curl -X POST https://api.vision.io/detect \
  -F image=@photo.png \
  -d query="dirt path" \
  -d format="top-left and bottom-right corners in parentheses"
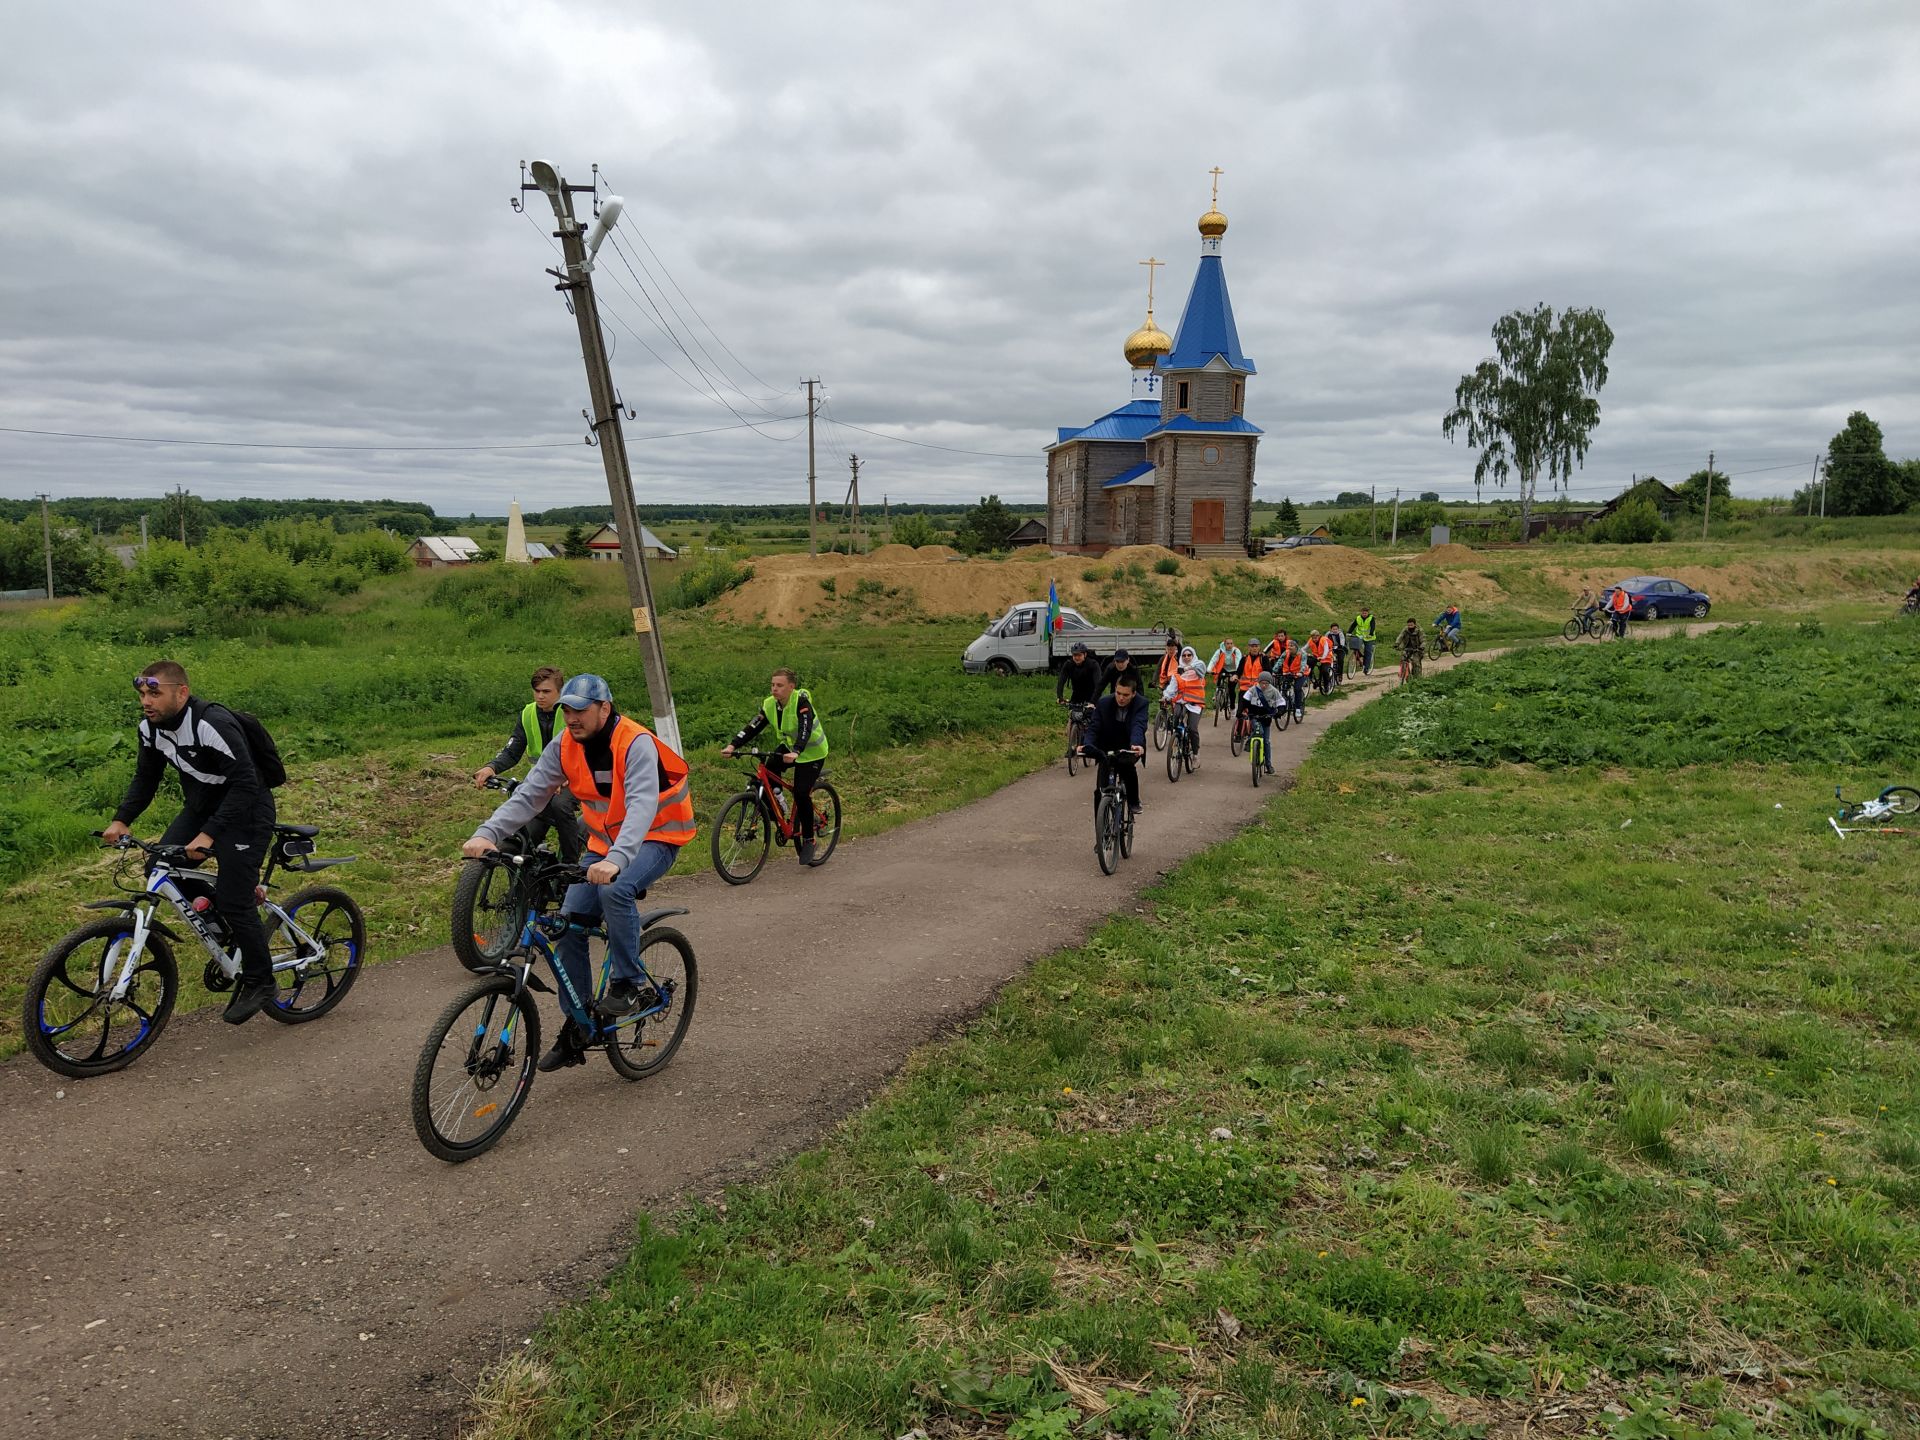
top-left (0, 664), bottom-right (1426, 1439)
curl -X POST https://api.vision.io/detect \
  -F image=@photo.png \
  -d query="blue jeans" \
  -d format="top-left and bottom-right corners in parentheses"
top-left (1357, 640), bottom-right (1374, 672)
top-left (556, 840), bottom-right (679, 1005)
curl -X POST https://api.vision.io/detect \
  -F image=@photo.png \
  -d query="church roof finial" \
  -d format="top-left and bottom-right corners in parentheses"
top-left (1199, 166), bottom-right (1228, 240)
top-left (1123, 256), bottom-right (1172, 369)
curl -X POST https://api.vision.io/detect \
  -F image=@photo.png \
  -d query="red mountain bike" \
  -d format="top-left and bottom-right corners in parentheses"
top-left (710, 748), bottom-right (843, 885)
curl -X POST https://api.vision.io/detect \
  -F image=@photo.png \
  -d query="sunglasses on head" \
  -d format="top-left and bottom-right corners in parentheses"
top-left (132, 676), bottom-right (168, 693)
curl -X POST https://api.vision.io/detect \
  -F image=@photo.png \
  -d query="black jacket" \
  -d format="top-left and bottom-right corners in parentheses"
top-left (1056, 656), bottom-right (1103, 704)
top-left (114, 697), bottom-right (272, 840)
top-left (1097, 659), bottom-right (1145, 698)
top-left (1084, 693), bottom-right (1149, 753)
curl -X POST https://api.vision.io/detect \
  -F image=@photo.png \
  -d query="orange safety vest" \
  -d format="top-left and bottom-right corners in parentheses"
top-left (1609, 589), bottom-right (1631, 613)
top-left (558, 714), bottom-right (697, 855)
top-left (1308, 636), bottom-right (1333, 663)
top-left (1265, 635), bottom-right (1287, 659)
top-left (1238, 651), bottom-right (1265, 693)
top-left (1280, 647), bottom-right (1307, 677)
top-left (1175, 669), bottom-right (1206, 706)
top-left (1208, 647), bottom-right (1232, 677)
top-left (1156, 652), bottom-right (1179, 687)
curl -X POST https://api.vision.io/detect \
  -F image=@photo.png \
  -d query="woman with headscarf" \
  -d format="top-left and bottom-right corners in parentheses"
top-left (1160, 644), bottom-right (1208, 752)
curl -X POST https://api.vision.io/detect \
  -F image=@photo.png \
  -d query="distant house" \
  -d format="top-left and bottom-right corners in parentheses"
top-left (1304, 523), bottom-right (1332, 539)
top-left (1590, 478), bottom-right (1683, 525)
top-left (1006, 518), bottom-right (1049, 548)
top-left (409, 536), bottom-right (482, 568)
top-left (584, 522), bottom-right (677, 562)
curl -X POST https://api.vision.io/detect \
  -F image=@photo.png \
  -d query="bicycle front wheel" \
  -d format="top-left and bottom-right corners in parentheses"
top-left (451, 856), bottom-right (530, 972)
top-left (1879, 785), bottom-right (1920, 815)
top-left (605, 927), bottom-right (698, 1080)
top-left (1151, 709), bottom-right (1168, 752)
top-left (808, 781), bottom-right (844, 866)
top-left (23, 917), bottom-right (178, 1079)
top-left (1251, 738), bottom-right (1263, 787)
top-left (1065, 718), bottom-right (1080, 776)
top-left (412, 975), bottom-right (540, 1163)
top-left (1166, 735), bottom-right (1183, 783)
top-left (711, 792), bottom-right (772, 885)
top-left (1095, 795), bottom-right (1120, 874)
top-left (263, 886), bottom-right (365, 1024)
top-left (1562, 619), bottom-right (1583, 643)
top-left (1229, 716), bottom-right (1245, 757)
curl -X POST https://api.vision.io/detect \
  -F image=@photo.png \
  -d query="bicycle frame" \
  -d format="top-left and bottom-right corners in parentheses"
top-left (490, 899), bottom-right (685, 1040)
top-left (94, 861), bottom-right (325, 1001)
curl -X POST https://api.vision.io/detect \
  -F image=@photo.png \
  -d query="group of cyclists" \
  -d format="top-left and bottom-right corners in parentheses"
top-left (1053, 605), bottom-right (1458, 816)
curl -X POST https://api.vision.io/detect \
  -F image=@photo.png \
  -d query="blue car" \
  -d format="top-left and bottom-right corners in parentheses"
top-left (1604, 576), bottom-right (1711, 621)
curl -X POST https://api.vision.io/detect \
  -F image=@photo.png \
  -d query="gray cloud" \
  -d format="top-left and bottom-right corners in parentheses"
top-left (1, 0), bottom-right (1915, 514)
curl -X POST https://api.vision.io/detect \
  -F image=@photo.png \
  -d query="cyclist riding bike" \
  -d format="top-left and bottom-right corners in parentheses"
top-left (1607, 585), bottom-right (1632, 637)
top-left (1159, 645), bottom-right (1207, 751)
top-left (1263, 628), bottom-right (1291, 664)
top-left (1153, 636), bottom-right (1183, 695)
top-left (463, 673), bottom-right (696, 1071)
top-left (1207, 638), bottom-right (1243, 695)
top-left (722, 667), bottom-right (830, 866)
top-left (1239, 667), bottom-right (1285, 775)
top-left (1077, 673), bottom-right (1148, 818)
top-left (1326, 623), bottom-right (1348, 682)
top-left (1435, 605), bottom-right (1463, 645)
top-left (1396, 618), bottom-right (1424, 677)
top-left (103, 659), bottom-right (279, 1025)
top-left (1056, 641), bottom-right (1102, 753)
top-left (1237, 640), bottom-right (1266, 699)
top-left (1349, 608), bottom-right (1378, 676)
top-left (1575, 587), bottom-right (1602, 629)
top-left (1099, 648), bottom-right (1145, 698)
top-left (1306, 630), bottom-right (1334, 691)
top-left (1276, 637), bottom-right (1308, 720)
top-left (472, 665), bottom-right (585, 863)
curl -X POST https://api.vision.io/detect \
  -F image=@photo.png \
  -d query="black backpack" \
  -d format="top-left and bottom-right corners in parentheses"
top-left (208, 703), bottom-right (288, 788)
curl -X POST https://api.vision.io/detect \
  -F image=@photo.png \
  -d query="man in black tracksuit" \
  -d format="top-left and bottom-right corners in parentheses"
top-left (104, 660), bottom-right (278, 1024)
top-left (1077, 671), bottom-right (1149, 817)
top-left (1097, 648), bottom-right (1146, 699)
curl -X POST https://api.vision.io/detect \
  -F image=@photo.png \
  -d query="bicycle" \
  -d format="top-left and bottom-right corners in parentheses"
top-left (1246, 709), bottom-right (1273, 787)
top-left (23, 828), bottom-right (365, 1079)
top-left (711, 748), bottom-right (843, 885)
top-left (1310, 661), bottom-right (1335, 697)
top-left (1427, 625), bottom-right (1463, 660)
top-left (451, 776), bottom-right (555, 972)
top-left (1830, 783), bottom-right (1920, 836)
top-left (1396, 645), bottom-right (1423, 686)
top-left (1082, 749), bottom-right (1138, 875)
top-left (1164, 706), bottom-right (1199, 783)
top-left (411, 853), bottom-right (696, 1162)
top-left (1211, 672), bottom-right (1237, 727)
top-left (1062, 701), bottom-right (1095, 777)
top-left (1902, 593), bottom-right (1920, 617)
top-left (1151, 700), bottom-right (1173, 753)
top-left (1561, 607), bottom-right (1610, 642)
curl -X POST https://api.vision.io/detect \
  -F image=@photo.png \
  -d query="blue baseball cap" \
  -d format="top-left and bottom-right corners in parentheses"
top-left (556, 673), bottom-right (613, 709)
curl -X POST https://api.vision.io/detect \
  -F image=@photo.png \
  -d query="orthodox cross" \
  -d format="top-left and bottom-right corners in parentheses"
top-left (1208, 166), bottom-right (1224, 207)
top-left (1139, 256), bottom-right (1164, 316)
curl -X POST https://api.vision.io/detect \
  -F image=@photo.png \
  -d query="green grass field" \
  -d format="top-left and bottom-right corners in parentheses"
top-left (467, 621), bottom-right (1920, 1440)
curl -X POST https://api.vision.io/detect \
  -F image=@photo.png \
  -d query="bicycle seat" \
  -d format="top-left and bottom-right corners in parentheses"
top-left (275, 823), bottom-right (321, 839)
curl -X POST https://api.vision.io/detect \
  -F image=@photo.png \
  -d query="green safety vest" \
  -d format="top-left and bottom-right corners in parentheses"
top-left (762, 688), bottom-right (830, 763)
top-left (522, 701), bottom-right (560, 763)
top-left (1350, 614), bottom-right (1376, 642)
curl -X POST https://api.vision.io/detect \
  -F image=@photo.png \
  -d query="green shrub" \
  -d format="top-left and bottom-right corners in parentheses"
top-left (659, 555), bottom-right (753, 611)
top-left (892, 514), bottom-right (940, 548)
top-left (428, 562), bottom-right (585, 620)
top-left (1153, 557), bottom-right (1182, 576)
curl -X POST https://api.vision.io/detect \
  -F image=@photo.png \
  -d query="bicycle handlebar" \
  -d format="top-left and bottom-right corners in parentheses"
top-left (1077, 747), bottom-right (1141, 761)
top-left (484, 775), bottom-right (521, 795)
top-left (93, 832), bottom-right (195, 862)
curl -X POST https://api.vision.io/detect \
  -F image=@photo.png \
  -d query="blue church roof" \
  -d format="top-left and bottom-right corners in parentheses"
top-left (1146, 414), bottom-right (1265, 439)
top-left (1159, 255), bottom-right (1255, 374)
top-left (1101, 462), bottom-right (1155, 489)
top-left (1050, 398), bottom-right (1162, 447)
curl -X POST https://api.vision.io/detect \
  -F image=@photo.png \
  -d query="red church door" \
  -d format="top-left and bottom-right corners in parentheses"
top-left (1191, 500), bottom-right (1224, 546)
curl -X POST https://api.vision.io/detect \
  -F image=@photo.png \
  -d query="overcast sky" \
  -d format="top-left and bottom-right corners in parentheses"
top-left (2, 0), bottom-right (1915, 514)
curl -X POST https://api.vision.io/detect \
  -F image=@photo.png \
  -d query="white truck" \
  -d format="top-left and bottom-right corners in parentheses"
top-left (961, 601), bottom-right (1170, 677)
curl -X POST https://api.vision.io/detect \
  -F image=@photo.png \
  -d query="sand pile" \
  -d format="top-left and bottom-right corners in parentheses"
top-left (1104, 544), bottom-right (1187, 567)
top-left (1258, 544), bottom-right (1394, 599)
top-left (866, 543), bottom-right (962, 563)
top-left (1415, 543), bottom-right (1481, 565)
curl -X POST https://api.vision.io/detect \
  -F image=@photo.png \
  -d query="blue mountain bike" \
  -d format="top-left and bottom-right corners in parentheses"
top-left (411, 853), bottom-right (697, 1162)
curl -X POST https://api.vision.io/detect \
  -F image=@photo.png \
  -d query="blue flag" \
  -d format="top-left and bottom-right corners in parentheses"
top-left (1047, 579), bottom-right (1061, 636)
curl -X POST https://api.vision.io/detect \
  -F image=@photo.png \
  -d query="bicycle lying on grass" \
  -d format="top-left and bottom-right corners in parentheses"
top-left (412, 851), bottom-right (697, 1162)
top-left (710, 748), bottom-right (843, 884)
top-left (1829, 783), bottom-right (1920, 838)
top-left (23, 828), bottom-right (364, 1078)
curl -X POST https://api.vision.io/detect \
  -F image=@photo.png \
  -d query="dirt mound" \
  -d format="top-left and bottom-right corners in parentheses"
top-left (1104, 545), bottom-right (1187, 568)
top-left (1415, 543), bottom-right (1480, 565)
top-left (1258, 544), bottom-right (1395, 599)
top-left (1009, 547), bottom-right (1053, 562)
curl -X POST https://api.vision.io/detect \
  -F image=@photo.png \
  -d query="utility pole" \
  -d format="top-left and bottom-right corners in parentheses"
top-left (1807, 453), bottom-right (1819, 516)
top-left (883, 493), bottom-right (890, 544)
top-left (523, 161), bottom-right (682, 752)
top-left (1819, 459), bottom-right (1827, 519)
top-left (1702, 449), bottom-right (1714, 540)
top-left (1389, 488), bottom-right (1401, 547)
top-left (1369, 484), bottom-right (1377, 544)
top-left (849, 453), bottom-right (862, 554)
top-left (36, 494), bottom-right (53, 599)
top-left (140, 514), bottom-right (149, 550)
top-left (803, 378), bottom-right (820, 557)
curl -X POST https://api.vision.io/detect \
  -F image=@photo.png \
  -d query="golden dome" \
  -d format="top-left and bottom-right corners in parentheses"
top-left (1198, 207), bottom-right (1229, 237)
top-left (1124, 313), bottom-right (1172, 368)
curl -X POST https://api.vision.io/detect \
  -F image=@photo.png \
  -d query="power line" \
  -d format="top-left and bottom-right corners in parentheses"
top-left (593, 167), bottom-right (791, 401)
top-left (0, 416), bottom-right (807, 453)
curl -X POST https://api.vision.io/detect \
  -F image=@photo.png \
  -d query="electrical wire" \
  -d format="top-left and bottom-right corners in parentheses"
top-left (0, 416), bottom-right (808, 453)
top-left (593, 167), bottom-right (793, 403)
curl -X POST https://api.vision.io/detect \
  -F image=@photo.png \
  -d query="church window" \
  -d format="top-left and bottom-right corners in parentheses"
top-left (1177, 381), bottom-right (1190, 411)
top-left (1203, 446), bottom-right (1220, 465)
top-left (1232, 382), bottom-right (1242, 413)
